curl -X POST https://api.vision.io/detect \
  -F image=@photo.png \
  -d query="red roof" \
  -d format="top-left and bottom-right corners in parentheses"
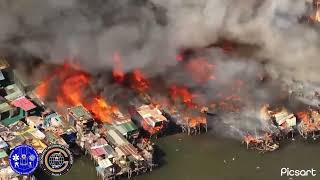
top-left (91, 147), bottom-right (107, 157)
top-left (11, 96), bottom-right (36, 111)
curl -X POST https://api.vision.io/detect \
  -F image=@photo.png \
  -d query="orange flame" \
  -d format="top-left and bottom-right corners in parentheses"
top-left (87, 97), bottom-right (117, 123)
top-left (188, 116), bottom-right (207, 128)
top-left (36, 79), bottom-right (50, 99)
top-left (141, 120), bottom-right (164, 136)
top-left (59, 73), bottom-right (90, 106)
top-left (112, 52), bottom-right (125, 83)
top-left (130, 69), bottom-right (150, 92)
top-left (185, 58), bottom-right (216, 84)
top-left (169, 85), bottom-right (196, 108)
top-left (35, 62), bottom-right (115, 124)
top-left (297, 111), bottom-right (309, 123)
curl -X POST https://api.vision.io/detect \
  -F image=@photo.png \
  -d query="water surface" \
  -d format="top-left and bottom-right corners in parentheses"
top-left (39, 133), bottom-right (320, 180)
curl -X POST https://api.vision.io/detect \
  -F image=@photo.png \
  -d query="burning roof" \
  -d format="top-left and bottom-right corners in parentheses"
top-left (136, 105), bottom-right (167, 126)
top-left (260, 105), bottom-right (297, 131)
top-left (297, 109), bottom-right (320, 138)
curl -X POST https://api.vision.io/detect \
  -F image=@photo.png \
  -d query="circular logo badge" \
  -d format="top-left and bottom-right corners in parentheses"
top-left (9, 144), bottom-right (39, 175)
top-left (40, 144), bottom-right (73, 176)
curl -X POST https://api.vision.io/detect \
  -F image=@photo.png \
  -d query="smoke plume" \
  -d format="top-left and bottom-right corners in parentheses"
top-left (1, 0), bottom-right (320, 138)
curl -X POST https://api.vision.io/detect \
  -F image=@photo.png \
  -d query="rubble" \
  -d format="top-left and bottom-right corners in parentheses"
top-left (260, 105), bottom-right (296, 138)
top-left (243, 133), bottom-right (279, 153)
top-left (297, 108), bottom-right (320, 139)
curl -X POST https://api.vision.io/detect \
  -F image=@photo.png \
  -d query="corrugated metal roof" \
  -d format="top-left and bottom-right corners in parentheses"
top-left (69, 106), bottom-right (92, 120)
top-left (96, 138), bottom-right (108, 146)
top-left (91, 147), bottom-right (107, 157)
top-left (11, 96), bottom-right (36, 111)
top-left (0, 108), bottom-right (26, 126)
top-left (115, 144), bottom-right (141, 160)
top-left (104, 145), bottom-right (115, 158)
top-left (115, 121), bottom-right (138, 135)
top-left (106, 129), bottom-right (128, 146)
top-left (98, 158), bottom-right (113, 168)
top-left (137, 105), bottom-right (167, 123)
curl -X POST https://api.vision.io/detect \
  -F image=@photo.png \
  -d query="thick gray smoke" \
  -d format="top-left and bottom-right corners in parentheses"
top-left (154, 0), bottom-right (320, 82)
top-left (1, 0), bottom-right (319, 80)
top-left (1, 0), bottom-right (320, 138)
top-left (0, 0), bottom-right (175, 74)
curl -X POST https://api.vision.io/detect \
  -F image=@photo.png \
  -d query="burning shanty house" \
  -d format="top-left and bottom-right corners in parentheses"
top-left (243, 132), bottom-right (279, 153)
top-left (260, 105), bottom-right (297, 137)
top-left (129, 104), bottom-right (168, 137)
top-left (105, 109), bottom-right (139, 140)
top-left (67, 105), bottom-right (96, 137)
top-left (161, 106), bottom-right (208, 136)
top-left (297, 108), bottom-right (320, 139)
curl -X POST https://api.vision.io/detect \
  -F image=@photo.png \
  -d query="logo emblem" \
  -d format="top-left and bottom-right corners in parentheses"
top-left (9, 144), bottom-right (39, 175)
top-left (40, 144), bottom-right (73, 176)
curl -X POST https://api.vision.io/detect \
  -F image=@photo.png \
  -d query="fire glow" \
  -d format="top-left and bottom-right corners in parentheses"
top-left (36, 63), bottom-right (115, 124)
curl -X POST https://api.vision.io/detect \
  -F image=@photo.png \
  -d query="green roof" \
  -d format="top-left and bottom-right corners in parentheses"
top-left (69, 106), bottom-right (92, 120)
top-left (0, 108), bottom-right (26, 126)
top-left (45, 113), bottom-right (62, 126)
top-left (0, 150), bottom-right (8, 159)
top-left (115, 121), bottom-right (138, 135)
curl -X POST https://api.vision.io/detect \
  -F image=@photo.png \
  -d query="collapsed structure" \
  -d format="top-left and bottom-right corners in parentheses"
top-left (261, 105), bottom-right (297, 137)
top-left (297, 109), bottom-right (320, 139)
top-left (243, 104), bottom-right (320, 153)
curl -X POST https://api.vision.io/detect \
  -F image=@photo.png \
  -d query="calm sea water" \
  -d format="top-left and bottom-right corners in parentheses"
top-left (36, 133), bottom-right (320, 180)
